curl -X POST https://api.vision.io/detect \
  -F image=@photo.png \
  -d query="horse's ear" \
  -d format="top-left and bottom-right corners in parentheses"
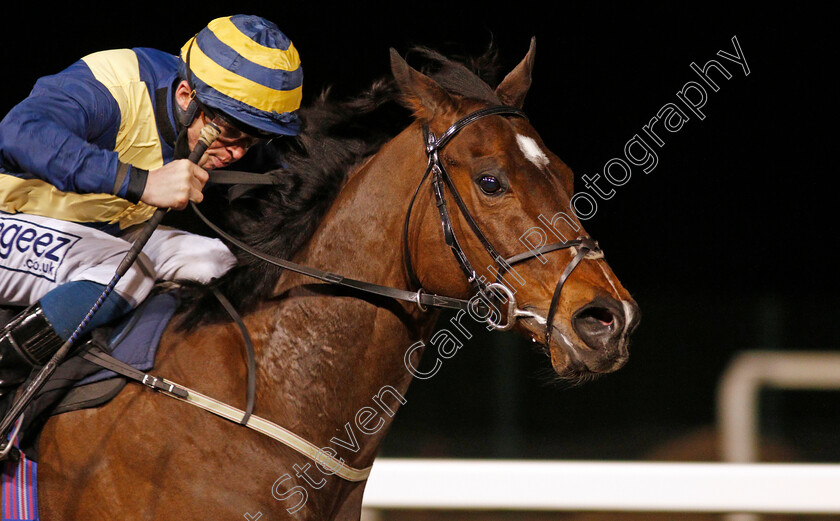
top-left (495, 37), bottom-right (536, 109)
top-left (390, 48), bottom-right (455, 122)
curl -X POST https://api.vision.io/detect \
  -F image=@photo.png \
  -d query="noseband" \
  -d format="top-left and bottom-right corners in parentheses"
top-left (402, 106), bottom-right (603, 346)
top-left (191, 106), bottom-right (603, 348)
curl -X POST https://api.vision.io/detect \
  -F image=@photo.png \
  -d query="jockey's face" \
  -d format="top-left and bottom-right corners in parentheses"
top-left (174, 80), bottom-right (258, 170)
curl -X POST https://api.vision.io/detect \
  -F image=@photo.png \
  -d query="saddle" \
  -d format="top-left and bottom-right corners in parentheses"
top-left (1, 289), bottom-right (182, 460)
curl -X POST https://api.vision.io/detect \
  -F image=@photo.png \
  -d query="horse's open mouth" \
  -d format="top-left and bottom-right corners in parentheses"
top-left (553, 340), bottom-right (629, 382)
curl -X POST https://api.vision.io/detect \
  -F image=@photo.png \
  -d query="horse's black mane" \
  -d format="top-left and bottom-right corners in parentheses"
top-left (176, 45), bottom-right (504, 329)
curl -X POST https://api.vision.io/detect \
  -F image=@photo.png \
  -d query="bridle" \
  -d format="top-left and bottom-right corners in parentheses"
top-left (192, 105), bottom-right (604, 347)
top-left (403, 105), bottom-right (603, 346)
top-left (70, 104), bottom-right (609, 482)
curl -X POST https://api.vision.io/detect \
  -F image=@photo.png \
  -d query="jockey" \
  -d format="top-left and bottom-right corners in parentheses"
top-left (0, 15), bottom-right (303, 404)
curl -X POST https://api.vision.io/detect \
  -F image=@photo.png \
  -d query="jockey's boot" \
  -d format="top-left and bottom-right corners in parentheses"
top-left (0, 303), bottom-right (64, 404)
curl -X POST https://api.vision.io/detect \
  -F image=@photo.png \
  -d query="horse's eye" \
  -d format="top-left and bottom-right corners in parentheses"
top-left (477, 175), bottom-right (502, 195)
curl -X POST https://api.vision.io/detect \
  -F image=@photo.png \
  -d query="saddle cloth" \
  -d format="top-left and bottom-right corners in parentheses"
top-left (1, 451), bottom-right (37, 521)
top-left (21, 290), bottom-right (180, 453)
top-left (1, 290), bottom-right (180, 521)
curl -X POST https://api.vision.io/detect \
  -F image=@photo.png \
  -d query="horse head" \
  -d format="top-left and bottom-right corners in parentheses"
top-left (391, 40), bottom-right (640, 380)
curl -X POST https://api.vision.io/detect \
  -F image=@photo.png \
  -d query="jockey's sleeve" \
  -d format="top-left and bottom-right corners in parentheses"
top-left (0, 60), bottom-right (146, 202)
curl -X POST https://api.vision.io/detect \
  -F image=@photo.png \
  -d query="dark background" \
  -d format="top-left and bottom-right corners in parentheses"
top-left (3, 4), bottom-right (836, 463)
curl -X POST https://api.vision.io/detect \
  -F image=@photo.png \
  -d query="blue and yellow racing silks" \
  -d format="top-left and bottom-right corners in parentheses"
top-left (0, 48), bottom-right (181, 233)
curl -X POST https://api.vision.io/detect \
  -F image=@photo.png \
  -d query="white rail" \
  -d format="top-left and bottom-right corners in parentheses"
top-left (718, 350), bottom-right (840, 462)
top-left (360, 351), bottom-right (840, 517)
top-left (361, 459), bottom-right (840, 513)
top-left (716, 350), bottom-right (840, 521)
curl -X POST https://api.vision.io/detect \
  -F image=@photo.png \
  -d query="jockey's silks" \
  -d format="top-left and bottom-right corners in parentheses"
top-left (0, 48), bottom-right (180, 233)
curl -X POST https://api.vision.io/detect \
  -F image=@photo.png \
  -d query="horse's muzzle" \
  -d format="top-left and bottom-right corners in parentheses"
top-left (568, 296), bottom-right (640, 373)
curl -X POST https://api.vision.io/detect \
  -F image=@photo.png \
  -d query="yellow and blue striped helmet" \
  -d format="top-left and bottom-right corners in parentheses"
top-left (180, 15), bottom-right (303, 137)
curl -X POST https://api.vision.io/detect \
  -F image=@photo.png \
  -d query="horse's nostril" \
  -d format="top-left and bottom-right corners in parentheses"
top-left (571, 297), bottom-right (626, 351)
top-left (578, 307), bottom-right (615, 327)
top-left (572, 307), bottom-right (617, 343)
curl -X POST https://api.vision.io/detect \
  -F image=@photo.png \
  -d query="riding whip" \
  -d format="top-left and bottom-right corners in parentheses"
top-left (0, 123), bottom-right (221, 444)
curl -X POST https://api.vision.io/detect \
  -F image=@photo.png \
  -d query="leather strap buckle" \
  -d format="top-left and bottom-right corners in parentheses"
top-left (142, 374), bottom-right (158, 389)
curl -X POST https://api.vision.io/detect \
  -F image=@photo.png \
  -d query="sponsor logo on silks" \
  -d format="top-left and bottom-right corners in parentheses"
top-left (0, 217), bottom-right (81, 282)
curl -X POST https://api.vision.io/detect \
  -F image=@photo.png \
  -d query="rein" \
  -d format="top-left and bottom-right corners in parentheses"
top-left (85, 104), bottom-right (605, 483)
top-left (198, 105), bottom-right (603, 334)
top-left (190, 201), bottom-right (475, 312)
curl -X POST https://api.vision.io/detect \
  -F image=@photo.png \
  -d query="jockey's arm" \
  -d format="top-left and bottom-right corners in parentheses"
top-left (0, 60), bottom-right (148, 201)
top-left (0, 60), bottom-right (206, 210)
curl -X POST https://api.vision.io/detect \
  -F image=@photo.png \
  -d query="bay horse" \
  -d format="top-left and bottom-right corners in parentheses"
top-left (33, 40), bottom-right (639, 520)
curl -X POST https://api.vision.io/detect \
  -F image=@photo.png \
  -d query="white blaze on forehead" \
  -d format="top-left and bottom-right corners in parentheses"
top-left (516, 134), bottom-right (550, 169)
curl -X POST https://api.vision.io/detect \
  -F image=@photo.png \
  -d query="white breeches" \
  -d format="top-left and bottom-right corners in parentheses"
top-left (0, 212), bottom-right (236, 307)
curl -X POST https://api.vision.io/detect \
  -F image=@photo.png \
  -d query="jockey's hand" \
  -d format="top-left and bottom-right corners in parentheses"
top-left (141, 160), bottom-right (209, 210)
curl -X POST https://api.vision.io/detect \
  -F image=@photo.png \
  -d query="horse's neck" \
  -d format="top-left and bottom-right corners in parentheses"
top-left (300, 131), bottom-right (426, 283)
top-left (254, 126), bottom-right (436, 465)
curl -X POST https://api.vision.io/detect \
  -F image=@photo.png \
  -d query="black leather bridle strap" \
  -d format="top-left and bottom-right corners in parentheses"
top-left (542, 237), bottom-right (598, 346)
top-left (407, 107), bottom-right (529, 293)
top-left (413, 106), bottom-right (606, 344)
top-left (431, 169), bottom-right (481, 285)
top-left (189, 104), bottom-right (603, 344)
top-left (402, 106), bottom-right (528, 292)
top-left (402, 158), bottom-right (436, 290)
top-left (504, 239), bottom-right (587, 266)
top-left (428, 107), bottom-right (526, 266)
top-left (208, 170), bottom-right (282, 186)
top-left (190, 202), bottom-right (475, 312)
top-left (434, 106), bottom-right (527, 149)
top-left (211, 286), bottom-right (256, 425)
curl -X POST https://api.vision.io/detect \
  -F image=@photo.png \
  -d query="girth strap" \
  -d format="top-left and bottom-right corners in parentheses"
top-left (78, 288), bottom-right (370, 482)
top-left (80, 346), bottom-right (188, 399)
top-left (81, 345), bottom-right (371, 482)
top-left (160, 377), bottom-right (372, 481)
